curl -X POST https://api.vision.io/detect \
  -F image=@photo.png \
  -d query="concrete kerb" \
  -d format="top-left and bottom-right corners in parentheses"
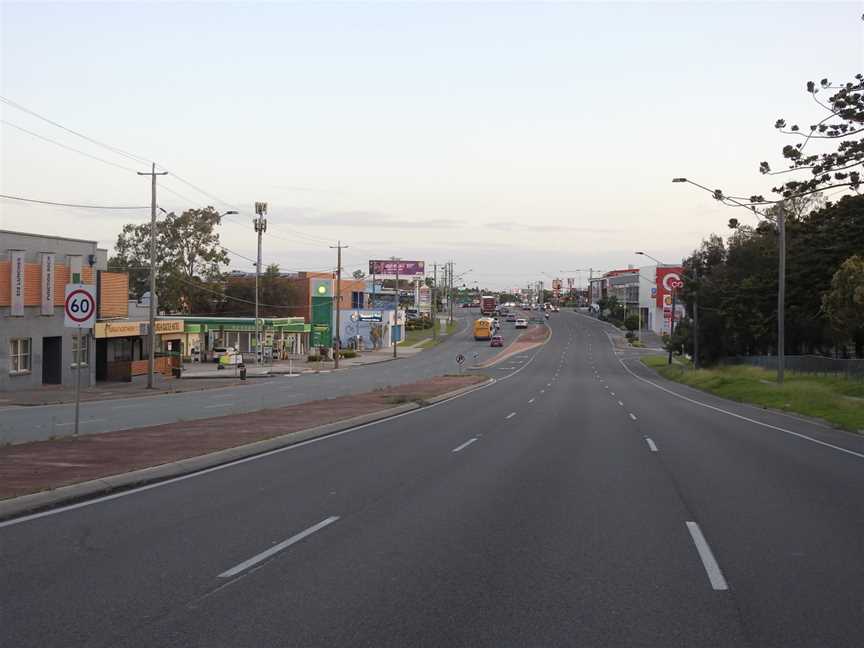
top-left (0, 377), bottom-right (494, 522)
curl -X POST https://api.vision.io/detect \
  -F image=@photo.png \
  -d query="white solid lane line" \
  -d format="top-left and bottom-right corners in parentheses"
top-left (645, 438), bottom-right (658, 452)
top-left (611, 392), bottom-right (616, 396)
top-left (618, 401), bottom-right (624, 406)
top-left (204, 403), bottom-right (235, 409)
top-left (617, 355), bottom-right (864, 462)
top-left (528, 398), bottom-right (535, 404)
top-left (506, 412), bottom-right (516, 420)
top-left (218, 516), bottom-right (340, 579)
top-left (685, 521), bottom-right (729, 591)
top-left (452, 438), bottom-right (478, 453)
top-left (57, 418), bottom-right (106, 427)
top-left (629, 413), bottom-right (637, 421)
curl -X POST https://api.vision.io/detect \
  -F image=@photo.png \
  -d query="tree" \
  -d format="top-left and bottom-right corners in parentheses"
top-left (352, 269), bottom-right (366, 280)
top-left (108, 207), bottom-right (229, 313)
top-left (222, 264), bottom-right (299, 317)
top-left (758, 74), bottom-right (863, 203)
top-left (823, 255), bottom-right (864, 357)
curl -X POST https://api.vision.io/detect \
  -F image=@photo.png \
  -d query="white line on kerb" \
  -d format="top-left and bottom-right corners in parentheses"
top-left (629, 413), bottom-right (637, 421)
top-left (452, 438), bottom-right (478, 453)
top-left (686, 521), bottom-right (729, 591)
top-left (204, 403), bottom-right (235, 409)
top-left (645, 438), bottom-right (658, 452)
top-left (218, 516), bottom-right (339, 579)
top-left (57, 418), bottom-right (105, 427)
top-left (616, 355), bottom-right (864, 462)
top-left (506, 412), bottom-right (516, 420)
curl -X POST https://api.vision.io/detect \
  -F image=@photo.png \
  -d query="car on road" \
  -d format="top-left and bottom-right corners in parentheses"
top-left (515, 318), bottom-right (528, 329)
top-left (552, 306), bottom-right (560, 312)
top-left (506, 314), bottom-right (516, 322)
top-left (490, 335), bottom-right (504, 347)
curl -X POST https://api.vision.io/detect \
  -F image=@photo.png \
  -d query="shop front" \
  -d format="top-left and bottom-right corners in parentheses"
top-left (94, 319), bottom-right (183, 381)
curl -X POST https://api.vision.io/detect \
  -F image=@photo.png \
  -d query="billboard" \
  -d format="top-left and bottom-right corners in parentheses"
top-left (655, 266), bottom-right (684, 308)
top-left (369, 260), bottom-right (425, 277)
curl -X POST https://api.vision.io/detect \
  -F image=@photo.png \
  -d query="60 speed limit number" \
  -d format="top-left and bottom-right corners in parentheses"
top-left (64, 284), bottom-right (96, 328)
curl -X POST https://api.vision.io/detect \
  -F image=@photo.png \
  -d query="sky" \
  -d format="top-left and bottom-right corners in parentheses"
top-left (1, 0), bottom-right (862, 290)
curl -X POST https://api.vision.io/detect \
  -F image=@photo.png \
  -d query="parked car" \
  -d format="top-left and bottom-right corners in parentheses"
top-left (515, 318), bottom-right (528, 329)
top-left (212, 346), bottom-right (238, 363)
top-left (506, 314), bottom-right (516, 322)
top-left (490, 335), bottom-right (504, 347)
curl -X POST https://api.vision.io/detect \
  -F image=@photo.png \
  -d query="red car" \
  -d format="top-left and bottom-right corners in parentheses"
top-left (490, 335), bottom-right (504, 347)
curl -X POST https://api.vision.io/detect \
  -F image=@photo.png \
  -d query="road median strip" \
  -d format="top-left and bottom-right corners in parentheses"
top-left (0, 374), bottom-right (490, 522)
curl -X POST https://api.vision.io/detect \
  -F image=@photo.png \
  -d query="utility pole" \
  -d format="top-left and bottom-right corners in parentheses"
top-left (432, 262), bottom-right (438, 341)
top-left (331, 241), bottom-right (348, 368)
top-left (137, 163), bottom-right (168, 389)
top-left (668, 286), bottom-right (677, 365)
top-left (254, 202), bottom-right (268, 366)
top-left (448, 261), bottom-right (454, 324)
top-left (777, 203), bottom-right (786, 385)
top-left (693, 288), bottom-right (700, 370)
top-left (391, 256), bottom-right (401, 358)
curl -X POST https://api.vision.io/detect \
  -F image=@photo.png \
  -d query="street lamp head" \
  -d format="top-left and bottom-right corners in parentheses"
top-left (672, 178), bottom-right (687, 183)
top-left (635, 251), bottom-right (645, 255)
top-left (223, 210), bottom-right (239, 216)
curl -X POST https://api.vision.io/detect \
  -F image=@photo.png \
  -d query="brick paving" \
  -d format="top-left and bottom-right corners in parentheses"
top-left (0, 374), bottom-right (486, 500)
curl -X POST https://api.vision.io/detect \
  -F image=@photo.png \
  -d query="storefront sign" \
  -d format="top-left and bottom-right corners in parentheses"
top-left (41, 253), bottom-right (55, 315)
top-left (95, 319), bottom-right (184, 338)
top-left (655, 267), bottom-right (684, 308)
top-left (9, 250), bottom-right (25, 316)
top-left (155, 320), bottom-right (184, 334)
top-left (369, 259), bottom-right (425, 277)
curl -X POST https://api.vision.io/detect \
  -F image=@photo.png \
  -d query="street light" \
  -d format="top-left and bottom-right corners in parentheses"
top-left (635, 251), bottom-right (663, 265)
top-left (672, 176), bottom-right (777, 378)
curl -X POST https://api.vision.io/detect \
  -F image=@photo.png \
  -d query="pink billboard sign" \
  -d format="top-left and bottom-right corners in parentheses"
top-left (369, 260), bottom-right (425, 276)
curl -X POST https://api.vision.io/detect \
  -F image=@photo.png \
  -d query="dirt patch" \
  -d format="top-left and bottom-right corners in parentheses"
top-left (0, 374), bottom-right (486, 501)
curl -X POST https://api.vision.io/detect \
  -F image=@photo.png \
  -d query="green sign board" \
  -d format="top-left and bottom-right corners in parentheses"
top-left (311, 296), bottom-right (332, 347)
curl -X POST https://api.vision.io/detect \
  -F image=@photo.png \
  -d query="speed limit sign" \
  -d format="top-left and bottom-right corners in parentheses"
top-left (64, 284), bottom-right (96, 328)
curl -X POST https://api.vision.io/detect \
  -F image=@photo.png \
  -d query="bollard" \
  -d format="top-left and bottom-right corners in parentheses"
top-left (239, 364), bottom-right (247, 381)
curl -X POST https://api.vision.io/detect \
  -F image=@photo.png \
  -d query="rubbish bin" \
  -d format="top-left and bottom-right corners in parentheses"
top-left (172, 366), bottom-right (182, 378)
top-left (239, 364), bottom-right (247, 381)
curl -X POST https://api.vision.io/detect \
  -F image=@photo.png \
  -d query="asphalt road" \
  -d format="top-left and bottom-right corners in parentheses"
top-left (0, 311), bottom-right (527, 444)
top-left (3, 311), bottom-right (864, 646)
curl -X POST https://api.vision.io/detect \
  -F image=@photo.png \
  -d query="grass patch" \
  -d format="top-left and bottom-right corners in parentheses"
top-left (403, 327), bottom-right (433, 345)
top-left (640, 357), bottom-right (864, 432)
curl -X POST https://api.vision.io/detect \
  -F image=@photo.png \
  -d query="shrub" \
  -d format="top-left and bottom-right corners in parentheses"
top-left (624, 314), bottom-right (640, 331)
top-left (307, 354), bottom-right (321, 362)
top-left (340, 350), bottom-right (358, 359)
top-left (625, 330), bottom-right (636, 341)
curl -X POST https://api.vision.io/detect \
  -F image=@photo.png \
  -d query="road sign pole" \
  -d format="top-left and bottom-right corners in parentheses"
top-left (74, 328), bottom-right (82, 436)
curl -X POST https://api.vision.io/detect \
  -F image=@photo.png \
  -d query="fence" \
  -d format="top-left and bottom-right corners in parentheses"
top-left (726, 355), bottom-right (864, 379)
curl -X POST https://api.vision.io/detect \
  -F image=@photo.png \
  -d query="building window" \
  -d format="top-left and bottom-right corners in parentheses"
top-left (9, 338), bottom-right (31, 374)
top-left (71, 335), bottom-right (89, 367)
top-left (351, 291), bottom-right (364, 309)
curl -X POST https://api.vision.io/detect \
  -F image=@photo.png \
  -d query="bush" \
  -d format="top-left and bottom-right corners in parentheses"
top-left (340, 350), bottom-right (358, 359)
top-left (625, 330), bottom-right (636, 341)
top-left (624, 314), bottom-right (640, 331)
top-left (307, 354), bottom-right (321, 362)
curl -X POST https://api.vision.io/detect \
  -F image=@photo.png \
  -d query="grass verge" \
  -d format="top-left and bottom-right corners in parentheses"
top-left (641, 355), bottom-right (864, 432)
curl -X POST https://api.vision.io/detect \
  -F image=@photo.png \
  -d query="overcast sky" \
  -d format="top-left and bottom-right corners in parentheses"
top-left (1, 1), bottom-right (861, 290)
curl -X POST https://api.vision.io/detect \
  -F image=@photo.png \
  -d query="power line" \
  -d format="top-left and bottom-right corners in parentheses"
top-left (0, 194), bottom-right (148, 209)
top-left (0, 95), bottom-right (152, 165)
top-left (1, 120), bottom-right (139, 174)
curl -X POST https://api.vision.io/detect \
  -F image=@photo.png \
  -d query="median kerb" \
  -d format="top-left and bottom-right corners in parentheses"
top-left (0, 374), bottom-right (489, 520)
